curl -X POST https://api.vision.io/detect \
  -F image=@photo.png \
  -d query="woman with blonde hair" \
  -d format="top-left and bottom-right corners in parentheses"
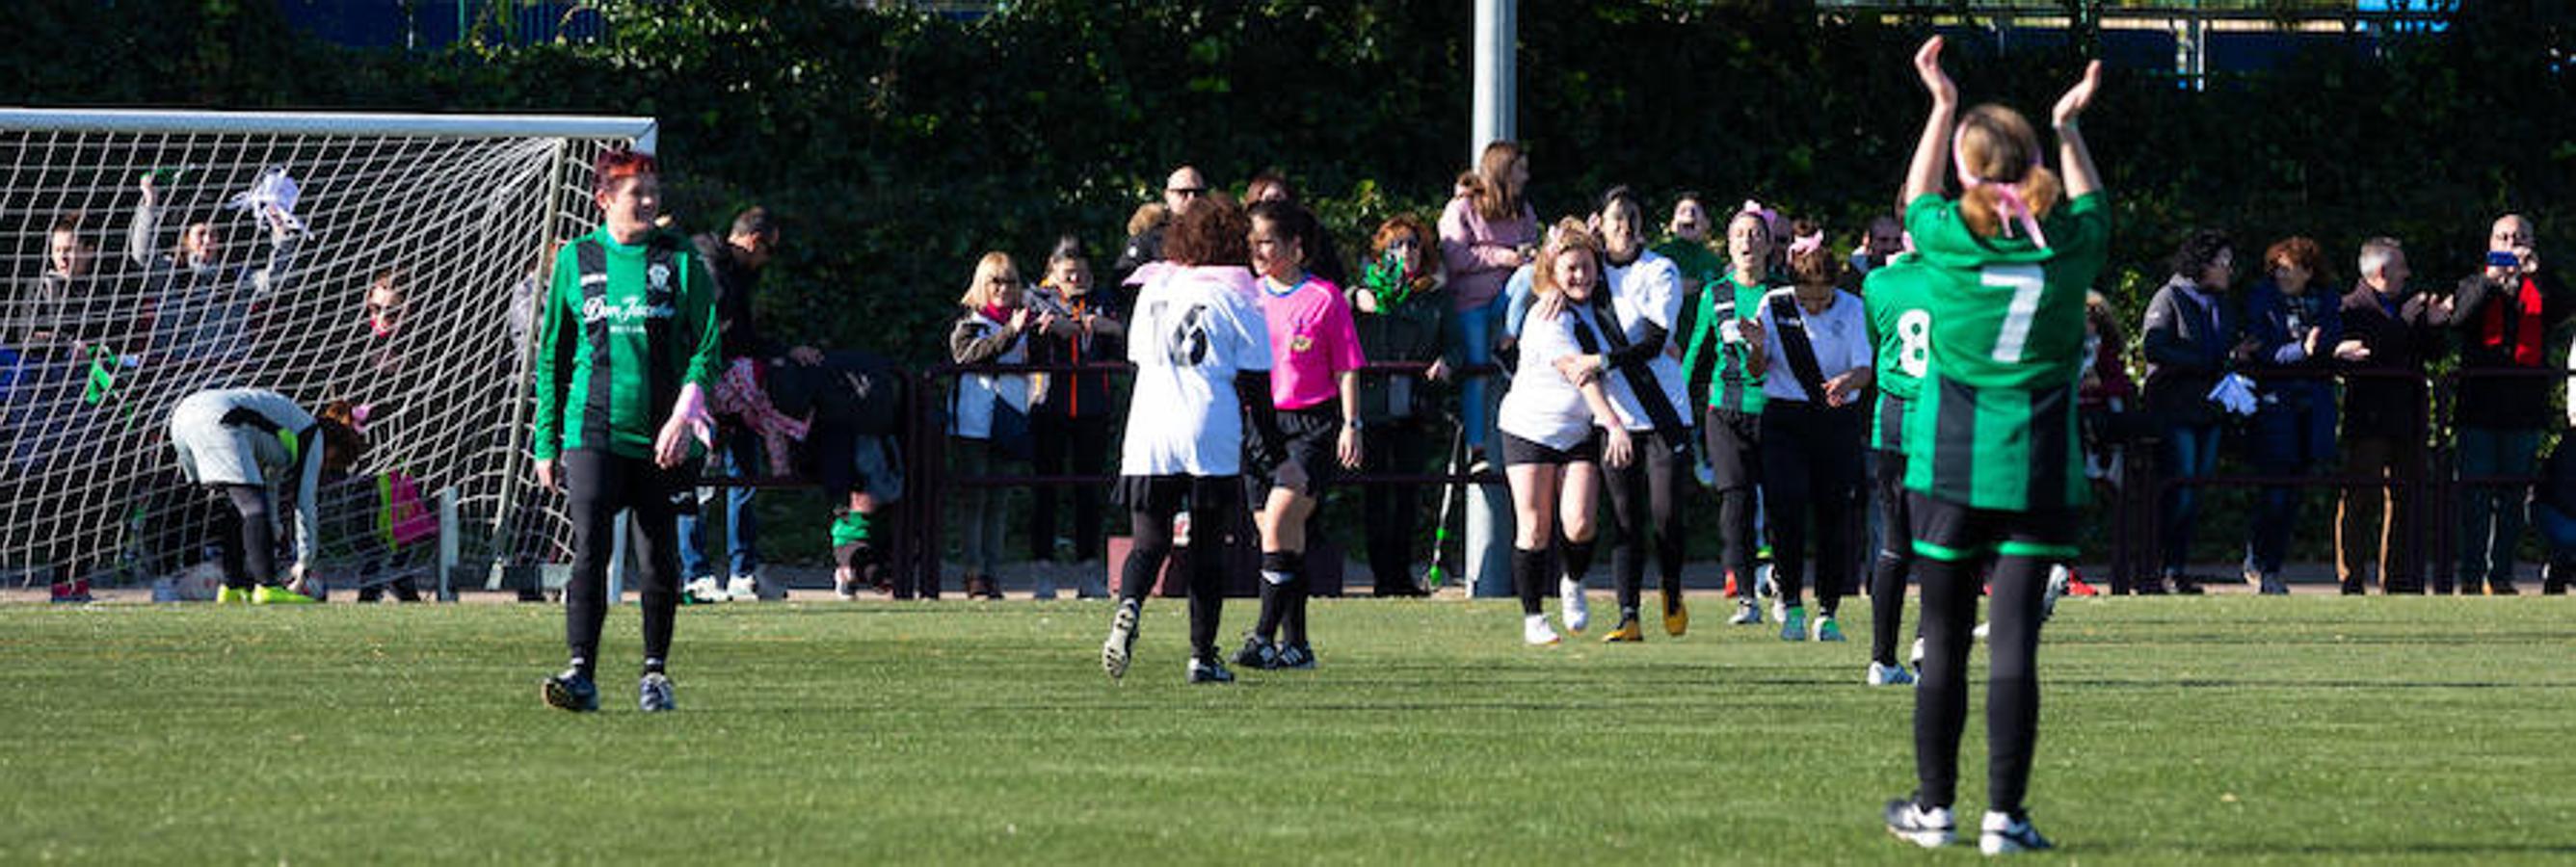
top-left (1880, 38), bottom-right (2108, 854)
top-left (947, 250), bottom-right (1049, 600)
top-left (1495, 219), bottom-right (1633, 645)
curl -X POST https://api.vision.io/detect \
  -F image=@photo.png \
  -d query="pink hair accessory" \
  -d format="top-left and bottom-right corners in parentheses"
top-left (1951, 131), bottom-right (2051, 250)
top-left (349, 404), bottom-right (376, 434)
top-left (1789, 231), bottom-right (1826, 257)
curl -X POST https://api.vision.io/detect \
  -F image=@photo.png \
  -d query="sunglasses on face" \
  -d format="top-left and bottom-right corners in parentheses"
top-left (1167, 187), bottom-right (1206, 197)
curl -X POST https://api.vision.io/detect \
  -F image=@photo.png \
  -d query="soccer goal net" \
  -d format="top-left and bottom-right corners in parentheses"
top-left (0, 108), bottom-right (653, 596)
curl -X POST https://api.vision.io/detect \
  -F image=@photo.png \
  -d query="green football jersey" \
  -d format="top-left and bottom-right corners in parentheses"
top-left (1899, 192), bottom-right (2111, 512)
top-left (1864, 255), bottom-right (1935, 450)
top-left (1680, 273), bottom-right (1777, 415)
top-left (531, 226), bottom-right (723, 461)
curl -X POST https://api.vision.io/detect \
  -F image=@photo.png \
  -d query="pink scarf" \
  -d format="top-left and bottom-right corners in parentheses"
top-left (711, 357), bottom-right (810, 477)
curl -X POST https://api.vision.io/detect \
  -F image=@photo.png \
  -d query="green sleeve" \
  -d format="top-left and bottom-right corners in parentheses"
top-left (530, 252), bottom-right (576, 460)
top-left (1679, 281), bottom-right (1717, 401)
top-left (678, 253), bottom-right (723, 390)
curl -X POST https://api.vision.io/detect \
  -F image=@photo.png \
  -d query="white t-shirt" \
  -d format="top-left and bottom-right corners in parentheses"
top-left (1121, 265), bottom-right (1271, 477)
top-left (1498, 301), bottom-right (1606, 450)
top-left (1599, 250), bottom-right (1692, 432)
top-left (1755, 287), bottom-right (1872, 404)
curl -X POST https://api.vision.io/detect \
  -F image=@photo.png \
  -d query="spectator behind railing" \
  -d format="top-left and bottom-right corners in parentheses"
top-left (2139, 227), bottom-right (2246, 594)
top-left (2334, 237), bottom-right (2449, 594)
top-left (1440, 141), bottom-right (1540, 470)
top-left (2445, 214), bottom-right (2567, 595)
top-left (2236, 236), bottom-right (2344, 594)
top-left (1023, 235), bottom-right (1123, 599)
top-left (946, 250), bottom-right (1043, 600)
top-left (1113, 166), bottom-right (1206, 288)
top-left (1350, 215), bottom-right (1450, 597)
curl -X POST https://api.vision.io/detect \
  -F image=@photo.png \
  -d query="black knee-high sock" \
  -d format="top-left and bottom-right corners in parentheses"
top-left (1913, 556), bottom-right (1981, 809)
top-left (1121, 507), bottom-right (1172, 608)
top-left (1255, 551), bottom-right (1296, 641)
top-left (1561, 539), bottom-right (1596, 586)
top-left (1513, 546), bottom-right (1549, 616)
top-left (1984, 555), bottom-right (2050, 818)
top-left (1284, 570), bottom-right (1312, 646)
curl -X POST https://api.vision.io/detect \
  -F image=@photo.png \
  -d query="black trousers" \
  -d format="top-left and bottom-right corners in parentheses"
top-left (1702, 407), bottom-right (1763, 591)
top-left (1361, 419), bottom-right (1435, 593)
top-left (1029, 410), bottom-right (1112, 563)
top-left (209, 484), bottom-right (277, 590)
top-left (1759, 399), bottom-right (1865, 616)
top-left (1604, 426), bottom-right (1690, 616)
top-left (562, 450), bottom-right (692, 672)
top-left (1119, 474), bottom-right (1244, 661)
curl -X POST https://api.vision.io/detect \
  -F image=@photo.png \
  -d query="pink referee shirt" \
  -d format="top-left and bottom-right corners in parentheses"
top-left (1259, 275), bottom-right (1366, 411)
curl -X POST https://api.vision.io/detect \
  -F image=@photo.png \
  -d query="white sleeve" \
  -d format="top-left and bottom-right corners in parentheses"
top-left (1226, 287), bottom-right (1272, 373)
top-left (1645, 260), bottom-right (1682, 332)
top-left (1844, 298), bottom-right (1875, 371)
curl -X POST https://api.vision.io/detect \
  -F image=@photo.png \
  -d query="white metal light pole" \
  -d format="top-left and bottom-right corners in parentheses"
top-left (1472, 0), bottom-right (1518, 161)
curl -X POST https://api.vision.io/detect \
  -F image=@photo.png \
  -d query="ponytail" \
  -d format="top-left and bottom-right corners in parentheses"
top-left (1959, 166), bottom-right (2062, 241)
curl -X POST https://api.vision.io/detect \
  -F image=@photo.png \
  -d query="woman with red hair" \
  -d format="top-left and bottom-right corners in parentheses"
top-left (530, 146), bottom-right (723, 714)
top-left (2238, 236), bottom-right (2346, 593)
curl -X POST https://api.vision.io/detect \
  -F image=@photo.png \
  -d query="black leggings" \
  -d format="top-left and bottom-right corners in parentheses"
top-left (1120, 475), bottom-right (1244, 661)
top-left (1360, 421), bottom-right (1434, 594)
top-left (1760, 400), bottom-right (1864, 616)
top-left (1604, 427), bottom-right (1689, 617)
top-left (1870, 449), bottom-right (1915, 667)
top-left (1911, 501), bottom-right (2051, 817)
top-left (1029, 411), bottom-right (1111, 562)
top-left (209, 484), bottom-right (277, 590)
top-left (1703, 407), bottom-right (1763, 593)
top-left (563, 450), bottom-right (690, 675)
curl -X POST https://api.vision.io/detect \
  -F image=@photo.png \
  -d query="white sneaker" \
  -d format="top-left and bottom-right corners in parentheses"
top-left (1884, 799), bottom-right (1955, 849)
top-left (724, 574), bottom-right (760, 602)
top-left (1868, 661), bottom-right (1917, 687)
top-left (1558, 577), bottom-right (1590, 633)
top-left (1973, 621), bottom-right (1991, 640)
top-left (1727, 600), bottom-right (1765, 625)
top-left (2043, 564), bottom-right (2074, 619)
top-left (684, 576), bottom-right (727, 604)
top-left (1910, 636), bottom-right (1926, 670)
top-left (833, 568), bottom-right (860, 601)
top-left (1979, 810), bottom-right (2054, 854)
top-left (1524, 614), bottom-right (1562, 645)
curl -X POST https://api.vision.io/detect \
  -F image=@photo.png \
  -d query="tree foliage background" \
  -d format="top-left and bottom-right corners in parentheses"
top-left (9, 0), bottom-right (2572, 366)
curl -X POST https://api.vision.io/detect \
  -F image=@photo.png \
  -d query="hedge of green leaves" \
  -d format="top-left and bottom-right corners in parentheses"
top-left (8, 0), bottom-right (2570, 363)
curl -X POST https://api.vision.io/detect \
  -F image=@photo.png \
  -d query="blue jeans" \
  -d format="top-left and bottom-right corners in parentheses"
top-left (2534, 503), bottom-right (2576, 558)
top-left (2156, 421), bottom-right (2221, 576)
top-left (2456, 426), bottom-right (2539, 587)
top-left (677, 434), bottom-right (760, 579)
top-left (1445, 295), bottom-right (1504, 459)
top-left (2243, 395), bottom-right (2336, 575)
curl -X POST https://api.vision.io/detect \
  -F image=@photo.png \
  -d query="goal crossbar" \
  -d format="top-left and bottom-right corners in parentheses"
top-left (0, 108), bottom-right (658, 152)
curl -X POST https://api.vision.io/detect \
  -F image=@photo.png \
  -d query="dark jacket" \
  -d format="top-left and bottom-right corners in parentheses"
top-left (2450, 268), bottom-right (2571, 430)
top-left (2239, 277), bottom-right (2344, 412)
top-left (2139, 276), bottom-right (2238, 427)
top-left (1348, 276), bottom-right (1448, 425)
top-left (692, 232), bottom-right (771, 361)
top-left (2536, 435), bottom-right (2576, 518)
top-left (1023, 286), bottom-right (1126, 421)
top-left (2337, 284), bottom-right (2448, 442)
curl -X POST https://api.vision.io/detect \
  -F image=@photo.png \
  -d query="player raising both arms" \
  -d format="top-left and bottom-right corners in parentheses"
top-left (1878, 38), bottom-right (2107, 855)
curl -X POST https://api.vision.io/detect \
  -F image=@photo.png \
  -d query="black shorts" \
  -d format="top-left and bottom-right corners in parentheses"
top-left (1905, 490), bottom-right (2080, 565)
top-left (1500, 431), bottom-right (1601, 467)
top-left (1252, 406), bottom-right (1342, 496)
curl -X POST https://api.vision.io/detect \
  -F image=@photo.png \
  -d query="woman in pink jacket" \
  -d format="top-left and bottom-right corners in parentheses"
top-left (1440, 141), bottom-right (1540, 466)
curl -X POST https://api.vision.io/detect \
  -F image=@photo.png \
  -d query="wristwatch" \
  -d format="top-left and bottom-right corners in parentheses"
top-left (1344, 417), bottom-right (1365, 432)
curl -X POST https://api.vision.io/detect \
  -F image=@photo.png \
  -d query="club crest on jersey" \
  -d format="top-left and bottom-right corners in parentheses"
top-left (1291, 334), bottom-right (1314, 353)
top-left (647, 263), bottom-right (673, 292)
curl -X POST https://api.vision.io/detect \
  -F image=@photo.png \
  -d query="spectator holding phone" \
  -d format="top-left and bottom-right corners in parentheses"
top-left (2447, 215), bottom-right (2569, 594)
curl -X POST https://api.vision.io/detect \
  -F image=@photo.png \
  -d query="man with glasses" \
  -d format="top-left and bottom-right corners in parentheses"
top-left (1115, 166), bottom-right (1208, 286)
top-left (2448, 214), bottom-right (2567, 594)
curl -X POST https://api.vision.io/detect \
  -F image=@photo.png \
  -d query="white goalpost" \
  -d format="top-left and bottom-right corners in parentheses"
top-left (0, 108), bottom-right (653, 598)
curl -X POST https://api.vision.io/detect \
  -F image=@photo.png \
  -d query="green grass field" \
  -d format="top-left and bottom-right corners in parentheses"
top-left (6, 594), bottom-right (2573, 864)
